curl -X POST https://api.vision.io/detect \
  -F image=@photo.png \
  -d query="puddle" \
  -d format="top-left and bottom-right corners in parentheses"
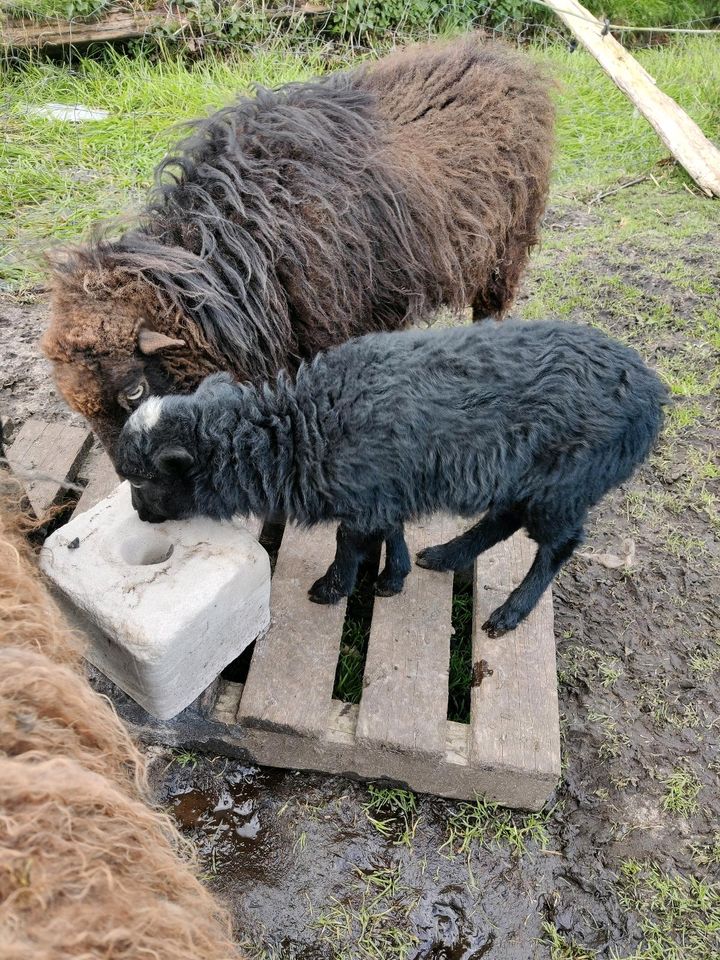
top-left (160, 762), bottom-right (290, 884)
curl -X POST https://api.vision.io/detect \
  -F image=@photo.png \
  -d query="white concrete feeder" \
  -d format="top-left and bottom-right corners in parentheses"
top-left (40, 482), bottom-right (271, 720)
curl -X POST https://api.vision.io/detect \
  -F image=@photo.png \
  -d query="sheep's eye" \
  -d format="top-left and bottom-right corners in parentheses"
top-left (126, 383), bottom-right (146, 403)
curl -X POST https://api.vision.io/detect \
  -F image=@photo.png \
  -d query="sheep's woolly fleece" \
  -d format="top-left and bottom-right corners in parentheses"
top-left (0, 494), bottom-right (240, 959)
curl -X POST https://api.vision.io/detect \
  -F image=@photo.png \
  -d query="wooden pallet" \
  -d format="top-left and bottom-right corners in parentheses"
top-left (6, 417), bottom-right (561, 810)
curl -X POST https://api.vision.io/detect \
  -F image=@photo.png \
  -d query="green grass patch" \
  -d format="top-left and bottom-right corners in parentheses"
top-left (541, 922), bottom-right (597, 960)
top-left (662, 769), bottom-right (701, 816)
top-left (362, 785), bottom-right (419, 847)
top-left (2, 36), bottom-right (720, 289)
top-left (619, 859), bottom-right (720, 960)
top-left (691, 832), bottom-right (720, 869)
top-left (588, 711), bottom-right (631, 760)
top-left (443, 795), bottom-right (551, 857)
top-left (0, 0), bottom-right (109, 22)
top-left (313, 863), bottom-right (419, 960)
top-left (689, 639), bottom-right (720, 680)
top-left (333, 617), bottom-right (368, 704)
top-left (171, 749), bottom-right (199, 768)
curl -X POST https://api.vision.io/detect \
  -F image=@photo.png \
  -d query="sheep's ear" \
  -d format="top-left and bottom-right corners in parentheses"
top-left (138, 328), bottom-right (186, 355)
top-left (153, 445), bottom-right (195, 476)
top-left (196, 372), bottom-right (235, 396)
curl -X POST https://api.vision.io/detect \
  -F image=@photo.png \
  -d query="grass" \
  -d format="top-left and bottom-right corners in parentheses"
top-left (0, 0), bottom-right (109, 21)
top-left (689, 637), bottom-right (720, 680)
top-left (333, 617), bottom-right (368, 704)
top-left (691, 832), bottom-right (720, 869)
top-left (362, 786), bottom-right (419, 848)
top-left (619, 859), bottom-right (720, 960)
top-left (2, 36), bottom-right (720, 290)
top-left (443, 795), bottom-right (551, 858)
top-left (541, 923), bottom-right (597, 960)
top-left (172, 749), bottom-right (199, 768)
top-left (587, 711), bottom-right (631, 760)
top-left (313, 864), bottom-right (419, 960)
top-left (662, 769), bottom-right (701, 816)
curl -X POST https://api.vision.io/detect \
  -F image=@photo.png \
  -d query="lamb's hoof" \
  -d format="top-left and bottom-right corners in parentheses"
top-left (482, 606), bottom-right (520, 638)
top-left (415, 546), bottom-right (451, 571)
top-left (308, 576), bottom-right (345, 605)
top-left (374, 576), bottom-right (404, 598)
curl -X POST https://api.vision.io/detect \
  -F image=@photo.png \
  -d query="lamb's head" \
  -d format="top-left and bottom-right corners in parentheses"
top-left (42, 245), bottom-right (220, 464)
top-left (116, 396), bottom-right (200, 524)
top-left (116, 374), bottom-right (238, 523)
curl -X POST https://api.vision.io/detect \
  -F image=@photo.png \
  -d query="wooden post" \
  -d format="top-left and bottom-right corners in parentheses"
top-left (544, 0), bottom-right (720, 197)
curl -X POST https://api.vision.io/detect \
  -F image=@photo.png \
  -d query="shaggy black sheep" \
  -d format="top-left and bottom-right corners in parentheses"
top-left (116, 321), bottom-right (666, 636)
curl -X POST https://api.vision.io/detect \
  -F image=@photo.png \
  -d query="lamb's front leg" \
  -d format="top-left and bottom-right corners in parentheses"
top-left (308, 523), bottom-right (371, 605)
top-left (375, 525), bottom-right (411, 597)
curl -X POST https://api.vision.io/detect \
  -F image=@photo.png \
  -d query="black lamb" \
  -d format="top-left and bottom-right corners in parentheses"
top-left (116, 321), bottom-right (666, 636)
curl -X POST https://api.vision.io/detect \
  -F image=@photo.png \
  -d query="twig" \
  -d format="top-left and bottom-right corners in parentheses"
top-left (587, 174), bottom-right (649, 205)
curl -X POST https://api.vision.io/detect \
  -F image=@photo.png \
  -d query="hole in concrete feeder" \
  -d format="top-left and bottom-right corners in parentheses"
top-left (121, 532), bottom-right (174, 566)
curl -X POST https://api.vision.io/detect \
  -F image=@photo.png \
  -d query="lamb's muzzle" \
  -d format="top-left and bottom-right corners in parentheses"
top-left (116, 320), bottom-right (667, 636)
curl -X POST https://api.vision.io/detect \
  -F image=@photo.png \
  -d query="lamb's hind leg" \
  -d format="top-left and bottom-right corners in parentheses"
top-left (375, 525), bottom-right (412, 597)
top-left (416, 508), bottom-right (522, 572)
top-left (482, 526), bottom-right (584, 638)
top-left (309, 523), bottom-right (373, 605)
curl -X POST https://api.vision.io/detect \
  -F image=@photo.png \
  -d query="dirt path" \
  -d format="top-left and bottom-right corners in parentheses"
top-left (0, 296), bottom-right (84, 442)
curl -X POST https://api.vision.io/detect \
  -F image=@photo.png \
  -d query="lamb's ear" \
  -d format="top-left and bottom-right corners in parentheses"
top-left (153, 445), bottom-right (195, 476)
top-left (138, 328), bottom-right (186, 355)
top-left (195, 372), bottom-right (235, 397)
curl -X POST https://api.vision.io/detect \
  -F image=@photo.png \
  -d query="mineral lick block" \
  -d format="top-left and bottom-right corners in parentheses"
top-left (40, 482), bottom-right (271, 720)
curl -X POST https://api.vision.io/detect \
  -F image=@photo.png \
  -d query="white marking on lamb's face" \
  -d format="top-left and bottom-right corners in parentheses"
top-left (129, 396), bottom-right (164, 433)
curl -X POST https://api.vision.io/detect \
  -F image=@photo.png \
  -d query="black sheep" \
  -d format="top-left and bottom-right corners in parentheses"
top-left (116, 321), bottom-right (666, 636)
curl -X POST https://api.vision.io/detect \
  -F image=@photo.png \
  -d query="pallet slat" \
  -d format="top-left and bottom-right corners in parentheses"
top-left (74, 447), bottom-right (120, 515)
top-left (470, 532), bottom-right (560, 803)
top-left (6, 419), bottom-right (92, 515)
top-left (356, 516), bottom-right (461, 759)
top-left (237, 523), bottom-right (346, 737)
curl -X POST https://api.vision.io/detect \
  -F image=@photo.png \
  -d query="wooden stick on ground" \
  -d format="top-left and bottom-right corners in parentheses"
top-left (543, 0), bottom-right (720, 198)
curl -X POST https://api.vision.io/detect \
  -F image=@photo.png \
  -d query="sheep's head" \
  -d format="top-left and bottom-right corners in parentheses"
top-left (42, 263), bottom-right (208, 462)
top-left (116, 395), bottom-right (201, 524)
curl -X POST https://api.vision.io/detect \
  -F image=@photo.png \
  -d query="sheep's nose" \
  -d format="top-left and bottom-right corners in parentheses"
top-left (137, 508), bottom-right (165, 524)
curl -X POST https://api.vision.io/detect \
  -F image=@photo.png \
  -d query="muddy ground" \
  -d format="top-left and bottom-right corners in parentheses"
top-left (1, 186), bottom-right (718, 959)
